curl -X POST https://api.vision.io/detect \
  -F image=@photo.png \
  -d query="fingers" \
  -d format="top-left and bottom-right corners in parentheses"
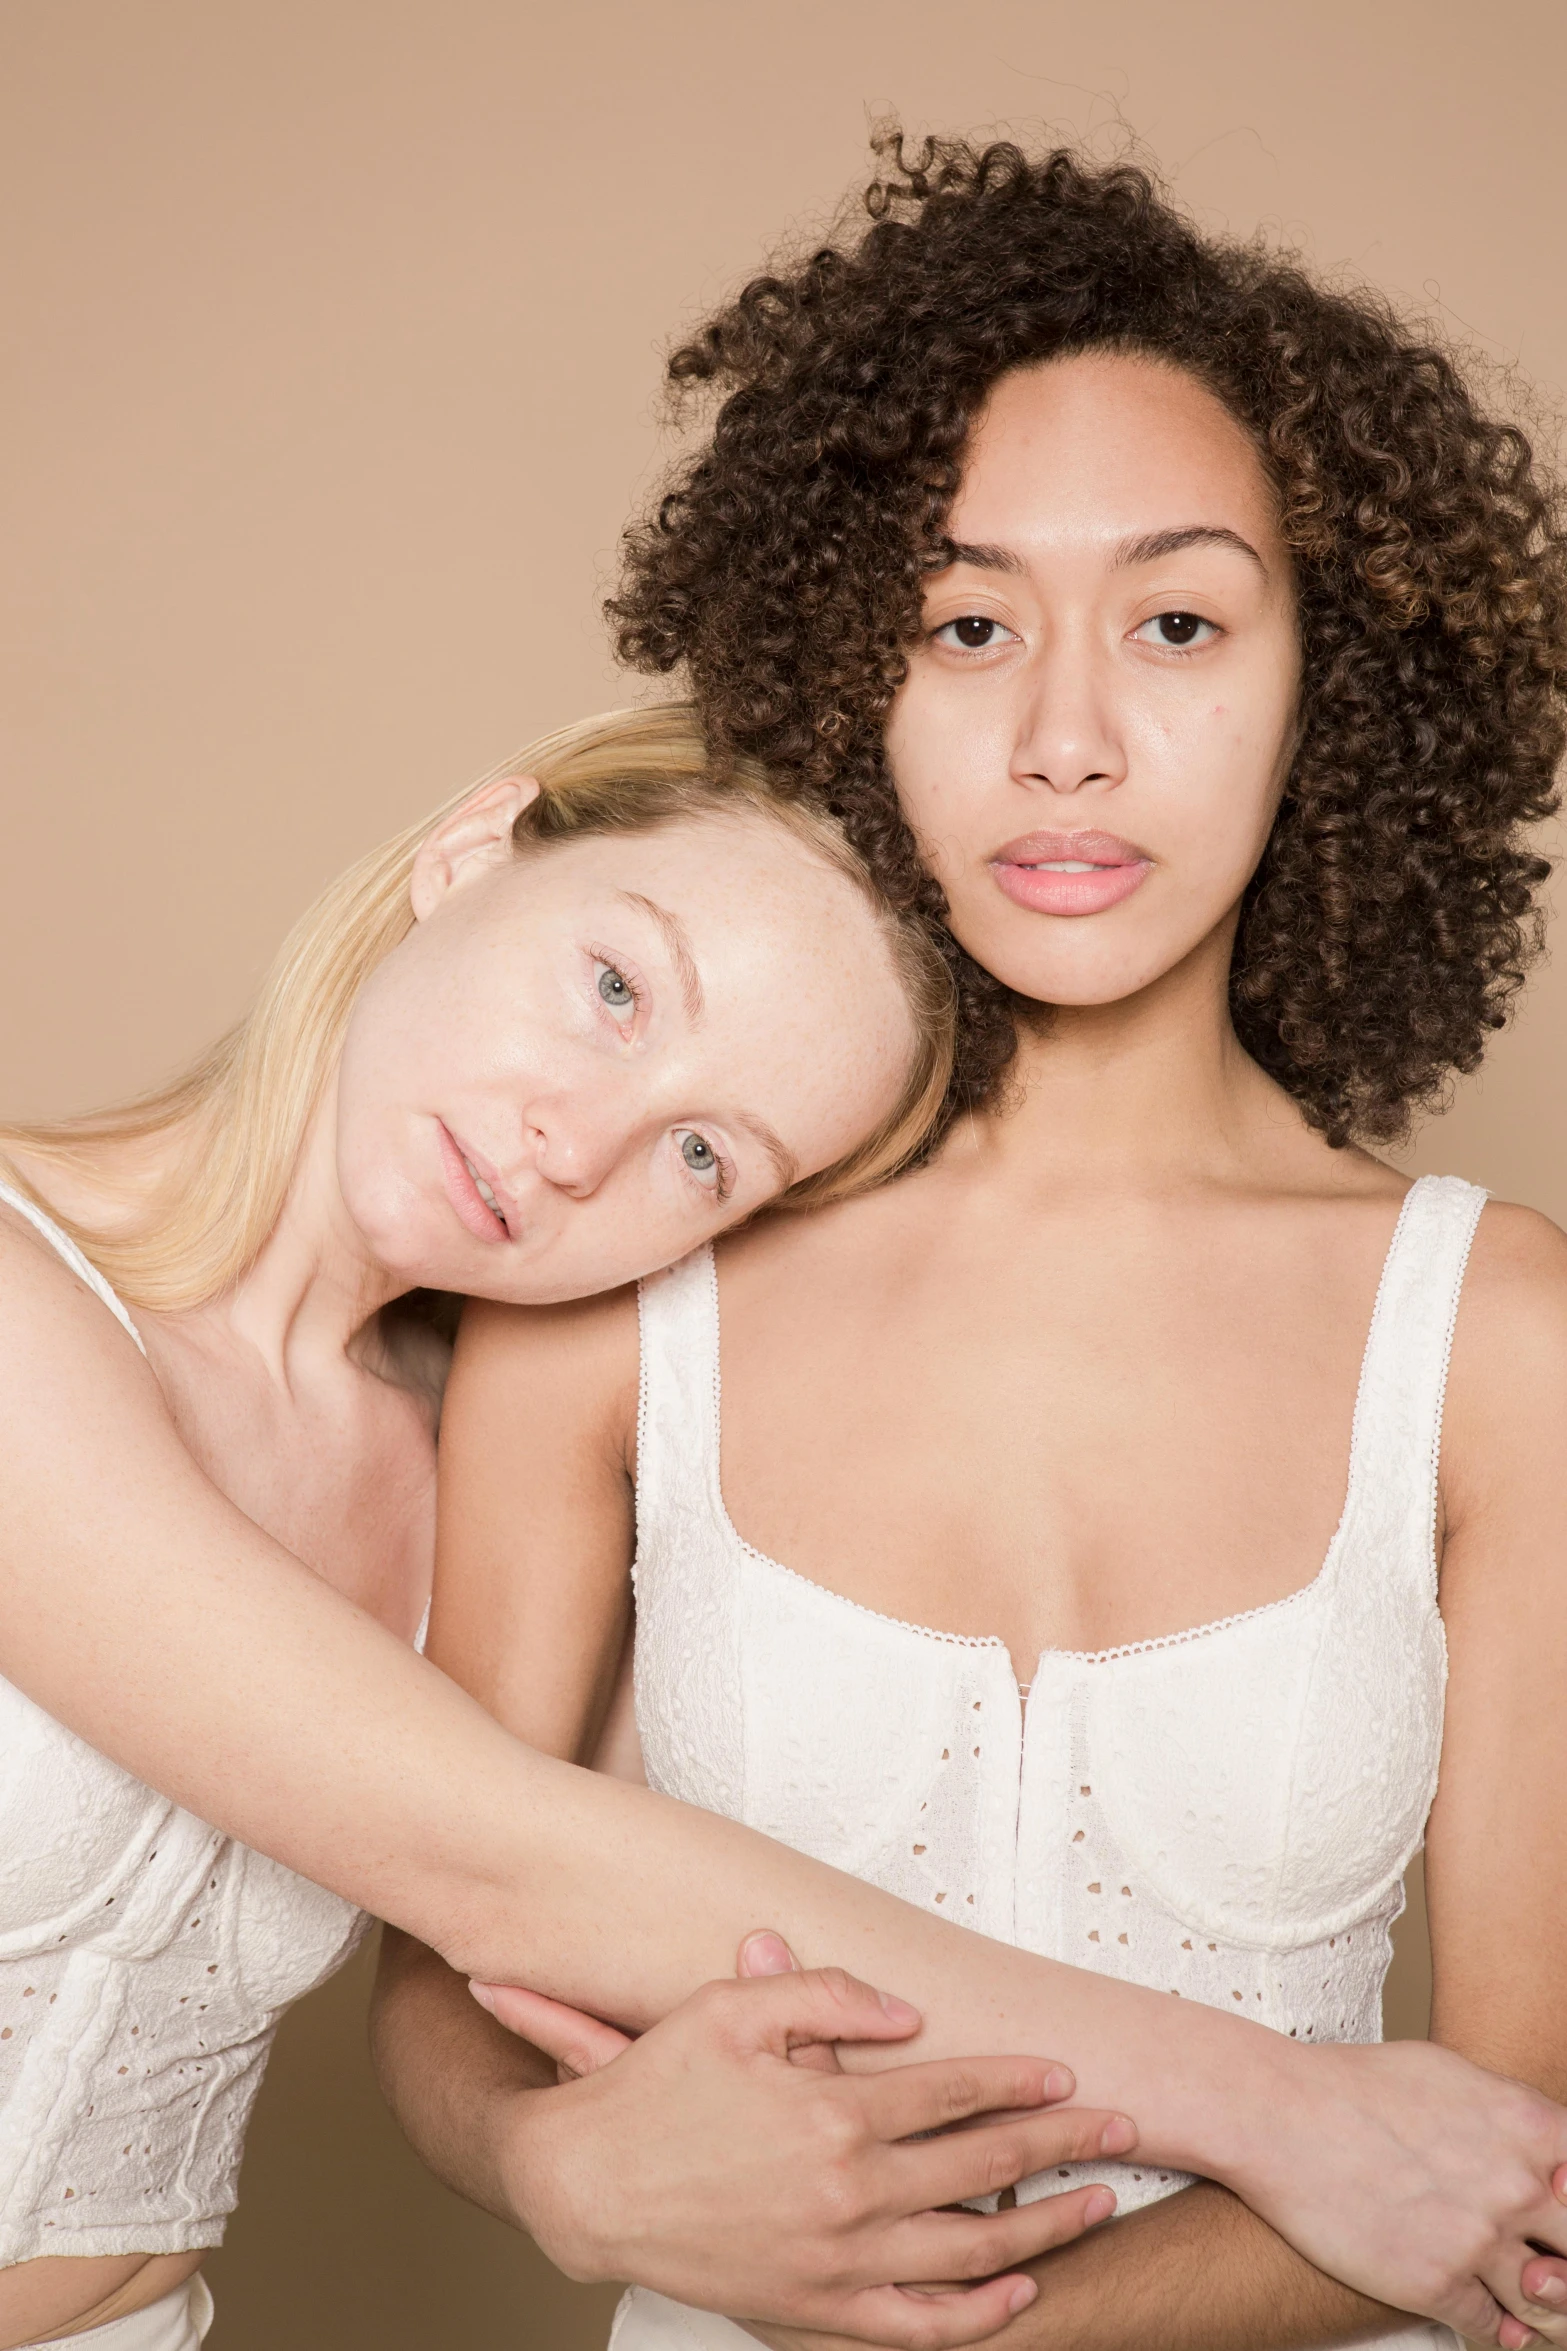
top-left (706, 1964), bottom-right (925, 2054)
top-left (737, 1928), bottom-right (799, 1977)
top-left (882, 2179), bottom-right (1119, 2286)
top-left (891, 2108), bottom-right (1134, 2220)
top-left (1521, 2255), bottom-right (1567, 2312)
top-left (469, 1981), bottom-right (633, 2076)
top-left (858, 2055), bottom-right (1076, 2143)
top-left (826, 2276), bottom-right (1040, 2349)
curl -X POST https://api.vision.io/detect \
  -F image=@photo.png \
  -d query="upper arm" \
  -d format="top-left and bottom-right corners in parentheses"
top-left (428, 1286), bottom-right (641, 1763)
top-left (1425, 1202), bottom-right (1567, 2092)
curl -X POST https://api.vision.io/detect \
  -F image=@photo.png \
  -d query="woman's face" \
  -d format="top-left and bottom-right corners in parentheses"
top-left (335, 804), bottom-right (914, 1303)
top-left (887, 351), bottom-right (1301, 1007)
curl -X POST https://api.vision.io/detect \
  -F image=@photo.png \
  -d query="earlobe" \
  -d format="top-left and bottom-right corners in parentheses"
top-left (409, 775), bottom-right (542, 921)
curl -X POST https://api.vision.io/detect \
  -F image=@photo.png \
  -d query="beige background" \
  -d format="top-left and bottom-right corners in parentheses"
top-left (2, 1), bottom-right (1562, 2343)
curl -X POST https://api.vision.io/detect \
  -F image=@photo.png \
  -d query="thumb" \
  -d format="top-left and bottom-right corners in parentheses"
top-left (737, 1928), bottom-right (799, 1977)
top-left (719, 1963), bottom-right (923, 2061)
top-left (469, 1981), bottom-right (634, 2079)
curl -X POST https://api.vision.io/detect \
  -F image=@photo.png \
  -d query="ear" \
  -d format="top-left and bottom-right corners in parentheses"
top-left (408, 775), bottom-right (542, 922)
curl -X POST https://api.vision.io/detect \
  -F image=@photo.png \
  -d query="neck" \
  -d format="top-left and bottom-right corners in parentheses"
top-left (209, 1076), bottom-right (404, 1378)
top-left (10, 1077), bottom-right (407, 1378)
top-left (967, 930), bottom-right (1288, 1198)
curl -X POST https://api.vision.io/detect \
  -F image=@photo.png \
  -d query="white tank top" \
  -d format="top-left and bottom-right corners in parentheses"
top-left (0, 1182), bottom-right (368, 2264)
top-left (613, 1173), bottom-right (1482, 2351)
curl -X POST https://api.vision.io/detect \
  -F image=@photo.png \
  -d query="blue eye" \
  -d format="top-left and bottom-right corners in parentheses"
top-left (597, 964), bottom-right (636, 1014)
top-left (680, 1131), bottom-right (718, 1180)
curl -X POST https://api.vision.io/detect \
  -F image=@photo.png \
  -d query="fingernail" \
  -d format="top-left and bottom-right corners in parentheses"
top-left (1044, 2066), bottom-right (1075, 2102)
top-left (741, 1931), bottom-right (797, 1976)
top-left (1085, 2188), bottom-right (1117, 2223)
top-left (468, 1980), bottom-right (498, 2014)
top-left (1006, 2280), bottom-right (1038, 2316)
top-left (877, 1990), bottom-right (922, 2025)
top-left (1099, 2115), bottom-right (1136, 2156)
top-left (1537, 2276), bottom-right (1567, 2304)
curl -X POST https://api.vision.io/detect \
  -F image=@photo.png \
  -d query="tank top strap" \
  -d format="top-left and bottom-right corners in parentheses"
top-left (635, 1243), bottom-right (721, 1525)
top-left (1341, 1173), bottom-right (1486, 1582)
top-left (0, 1177), bottom-right (146, 1356)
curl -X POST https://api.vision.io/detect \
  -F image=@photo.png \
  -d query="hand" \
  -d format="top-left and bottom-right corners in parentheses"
top-left (1232, 2041), bottom-right (1567, 2348)
top-left (1513, 2170), bottom-right (1567, 2348)
top-left (472, 1937), bottom-right (1131, 2348)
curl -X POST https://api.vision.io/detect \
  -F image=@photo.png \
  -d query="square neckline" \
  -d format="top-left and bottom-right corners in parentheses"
top-left (698, 1176), bottom-right (1431, 1685)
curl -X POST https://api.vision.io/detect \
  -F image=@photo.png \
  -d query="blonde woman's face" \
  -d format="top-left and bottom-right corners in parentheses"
top-left (334, 808), bottom-right (915, 1303)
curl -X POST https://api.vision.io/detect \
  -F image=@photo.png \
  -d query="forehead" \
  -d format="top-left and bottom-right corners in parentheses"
top-left (951, 351), bottom-right (1280, 551)
top-left (519, 809), bottom-right (881, 964)
top-left (527, 807), bottom-right (800, 886)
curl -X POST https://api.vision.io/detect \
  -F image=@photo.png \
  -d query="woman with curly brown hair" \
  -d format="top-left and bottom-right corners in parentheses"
top-left (378, 139), bottom-right (1567, 2351)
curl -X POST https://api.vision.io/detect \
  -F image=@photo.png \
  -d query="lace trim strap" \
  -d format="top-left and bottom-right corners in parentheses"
top-left (0, 1179), bottom-right (146, 1356)
top-left (634, 1243), bottom-right (721, 1526)
top-left (1343, 1173), bottom-right (1485, 1570)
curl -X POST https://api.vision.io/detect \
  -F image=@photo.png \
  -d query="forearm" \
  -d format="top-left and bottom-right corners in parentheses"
top-left (441, 1751), bottom-right (1291, 2185)
top-left (0, 1432), bottom-right (1336, 2203)
top-left (1010, 2186), bottom-right (1393, 2351)
top-left (747, 2185), bottom-right (1397, 2351)
top-left (370, 1925), bottom-right (556, 2223)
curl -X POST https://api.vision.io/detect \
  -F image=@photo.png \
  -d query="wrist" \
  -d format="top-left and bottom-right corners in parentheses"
top-left (1142, 2009), bottom-right (1306, 2189)
top-left (495, 2078), bottom-right (617, 2282)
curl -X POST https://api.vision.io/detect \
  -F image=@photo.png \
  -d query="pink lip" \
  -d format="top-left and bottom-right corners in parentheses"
top-left (435, 1121), bottom-right (512, 1245)
top-left (989, 829), bottom-right (1152, 918)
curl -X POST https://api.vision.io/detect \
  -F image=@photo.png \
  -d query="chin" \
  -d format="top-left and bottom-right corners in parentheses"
top-left (955, 927), bottom-right (1181, 1008)
top-left (340, 1172), bottom-right (441, 1289)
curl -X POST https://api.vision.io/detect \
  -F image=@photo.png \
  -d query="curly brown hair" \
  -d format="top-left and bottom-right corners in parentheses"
top-left (610, 133), bottom-right (1566, 1145)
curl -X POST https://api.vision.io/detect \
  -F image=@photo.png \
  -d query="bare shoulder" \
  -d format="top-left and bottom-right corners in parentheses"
top-left (720, 1161), bottom-right (930, 1290)
top-left (1455, 1196), bottom-right (1567, 1359)
top-left (0, 1197), bottom-right (154, 1394)
top-left (1442, 1196), bottom-right (1567, 1510)
top-left (443, 1283), bottom-right (640, 1468)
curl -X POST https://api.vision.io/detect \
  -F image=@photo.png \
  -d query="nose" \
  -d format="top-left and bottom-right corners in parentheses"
top-left (1010, 630), bottom-right (1127, 797)
top-left (516, 1101), bottom-right (627, 1199)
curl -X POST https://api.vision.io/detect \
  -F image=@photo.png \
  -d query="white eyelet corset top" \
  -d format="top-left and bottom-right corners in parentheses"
top-left (0, 1183), bottom-right (369, 2265)
top-left (623, 1175), bottom-right (1483, 2351)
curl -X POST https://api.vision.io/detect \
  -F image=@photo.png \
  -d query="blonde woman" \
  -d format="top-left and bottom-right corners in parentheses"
top-left (2, 702), bottom-right (1566, 2351)
top-left (0, 704), bottom-right (993, 2351)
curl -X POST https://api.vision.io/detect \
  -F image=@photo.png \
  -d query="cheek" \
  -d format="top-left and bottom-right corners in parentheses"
top-left (886, 685), bottom-right (997, 889)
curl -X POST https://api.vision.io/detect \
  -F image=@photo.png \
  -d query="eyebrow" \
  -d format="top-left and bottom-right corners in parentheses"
top-left (615, 890), bottom-right (704, 1023)
top-left (938, 524), bottom-right (1268, 578)
top-left (941, 538), bottom-right (1027, 575)
top-left (734, 1111), bottom-right (799, 1193)
top-left (1112, 524), bottom-right (1267, 573)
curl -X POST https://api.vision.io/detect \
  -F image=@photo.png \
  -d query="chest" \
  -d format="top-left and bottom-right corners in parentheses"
top-left (718, 1207), bottom-right (1383, 1666)
top-left (147, 1337), bottom-right (437, 1639)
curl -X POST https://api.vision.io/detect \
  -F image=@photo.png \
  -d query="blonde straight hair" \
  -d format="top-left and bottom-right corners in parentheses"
top-left (0, 704), bottom-right (954, 1312)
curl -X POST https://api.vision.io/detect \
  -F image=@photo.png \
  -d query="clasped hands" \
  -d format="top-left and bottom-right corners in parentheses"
top-left (470, 1937), bottom-right (1567, 2351)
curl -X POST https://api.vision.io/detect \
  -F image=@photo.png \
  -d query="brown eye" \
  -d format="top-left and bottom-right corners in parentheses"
top-left (934, 614), bottom-right (1017, 651)
top-left (1134, 610), bottom-right (1217, 649)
